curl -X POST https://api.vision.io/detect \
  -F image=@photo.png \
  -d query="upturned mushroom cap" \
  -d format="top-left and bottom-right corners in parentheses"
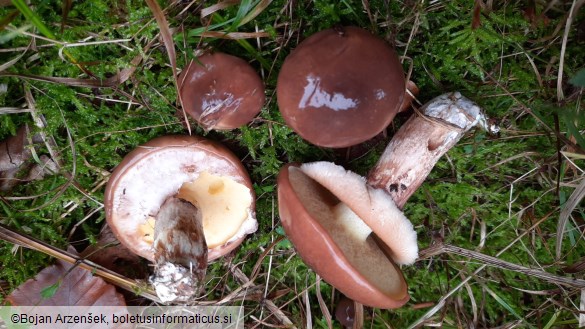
top-left (276, 26), bottom-right (405, 148)
top-left (277, 162), bottom-right (417, 309)
top-left (105, 135), bottom-right (257, 262)
top-left (179, 53), bottom-right (265, 130)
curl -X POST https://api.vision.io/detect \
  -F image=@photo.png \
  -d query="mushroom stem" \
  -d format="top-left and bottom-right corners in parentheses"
top-left (367, 92), bottom-right (498, 209)
top-left (150, 196), bottom-right (208, 303)
top-left (332, 202), bottom-right (373, 242)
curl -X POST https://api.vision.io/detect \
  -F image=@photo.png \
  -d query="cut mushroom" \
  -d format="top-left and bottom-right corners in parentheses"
top-left (105, 136), bottom-right (257, 301)
top-left (278, 163), bottom-right (411, 309)
top-left (179, 52), bottom-right (265, 130)
top-left (150, 196), bottom-right (207, 303)
top-left (277, 92), bottom-right (497, 308)
top-left (368, 92), bottom-right (500, 208)
top-left (276, 26), bottom-right (406, 148)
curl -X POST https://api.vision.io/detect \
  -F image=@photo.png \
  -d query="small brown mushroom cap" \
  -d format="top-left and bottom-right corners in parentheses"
top-left (276, 26), bottom-right (405, 148)
top-left (179, 53), bottom-right (265, 130)
top-left (277, 163), bottom-right (413, 309)
top-left (335, 296), bottom-right (356, 328)
top-left (105, 135), bottom-right (257, 262)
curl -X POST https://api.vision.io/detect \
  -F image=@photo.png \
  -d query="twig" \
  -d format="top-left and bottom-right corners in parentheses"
top-left (408, 211), bottom-right (558, 328)
top-left (419, 243), bottom-right (585, 289)
top-left (0, 223), bottom-right (161, 302)
top-left (229, 266), bottom-right (296, 328)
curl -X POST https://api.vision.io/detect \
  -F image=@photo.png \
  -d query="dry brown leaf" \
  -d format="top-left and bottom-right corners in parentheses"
top-left (201, 0), bottom-right (239, 18)
top-left (471, 0), bottom-right (482, 29)
top-left (1, 125), bottom-right (33, 191)
top-left (0, 125), bottom-right (58, 191)
top-left (556, 177), bottom-right (585, 260)
top-left (81, 224), bottom-right (149, 280)
top-left (6, 247), bottom-right (126, 306)
top-left (0, 124), bottom-right (30, 171)
top-left (563, 257), bottom-right (585, 274)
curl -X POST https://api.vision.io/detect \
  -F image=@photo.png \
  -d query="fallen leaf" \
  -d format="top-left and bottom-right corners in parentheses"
top-left (6, 247), bottom-right (126, 306)
top-left (81, 224), bottom-right (149, 280)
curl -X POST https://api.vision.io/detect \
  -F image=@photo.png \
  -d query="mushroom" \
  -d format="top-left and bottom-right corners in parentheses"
top-left (277, 92), bottom-right (497, 308)
top-left (335, 296), bottom-right (356, 328)
top-left (276, 26), bottom-right (408, 148)
top-left (179, 52), bottom-right (265, 130)
top-left (104, 135), bottom-right (257, 302)
top-left (367, 92), bottom-right (499, 206)
top-left (278, 162), bottom-right (413, 309)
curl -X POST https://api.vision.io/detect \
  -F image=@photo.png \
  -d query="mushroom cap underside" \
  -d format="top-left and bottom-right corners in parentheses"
top-left (105, 135), bottom-right (256, 262)
top-left (277, 163), bottom-right (410, 309)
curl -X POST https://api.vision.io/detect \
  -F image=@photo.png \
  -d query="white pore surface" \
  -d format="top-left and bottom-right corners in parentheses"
top-left (298, 75), bottom-right (358, 111)
top-left (111, 147), bottom-right (256, 260)
top-left (300, 162), bottom-right (418, 265)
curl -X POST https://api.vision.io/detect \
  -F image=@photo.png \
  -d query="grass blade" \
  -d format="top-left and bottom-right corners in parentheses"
top-left (542, 311), bottom-right (560, 329)
top-left (556, 177), bottom-right (585, 259)
top-left (145, 0), bottom-right (191, 134)
top-left (483, 285), bottom-right (525, 323)
top-left (240, 0), bottom-right (272, 27)
top-left (11, 0), bottom-right (55, 39)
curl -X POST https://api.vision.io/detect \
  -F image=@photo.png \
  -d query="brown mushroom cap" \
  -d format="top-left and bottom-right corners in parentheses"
top-left (277, 162), bottom-right (413, 309)
top-left (104, 135), bottom-right (257, 262)
top-left (335, 296), bottom-right (356, 328)
top-left (179, 53), bottom-right (265, 130)
top-left (276, 26), bottom-right (405, 148)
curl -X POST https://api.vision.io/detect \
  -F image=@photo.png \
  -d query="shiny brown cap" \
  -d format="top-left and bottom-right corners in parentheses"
top-left (276, 26), bottom-right (405, 148)
top-left (179, 53), bottom-right (265, 130)
top-left (277, 162), bottom-right (415, 309)
top-left (104, 135), bottom-right (257, 262)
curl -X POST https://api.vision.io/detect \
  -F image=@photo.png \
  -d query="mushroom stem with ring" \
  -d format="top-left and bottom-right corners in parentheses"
top-left (368, 92), bottom-right (499, 209)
